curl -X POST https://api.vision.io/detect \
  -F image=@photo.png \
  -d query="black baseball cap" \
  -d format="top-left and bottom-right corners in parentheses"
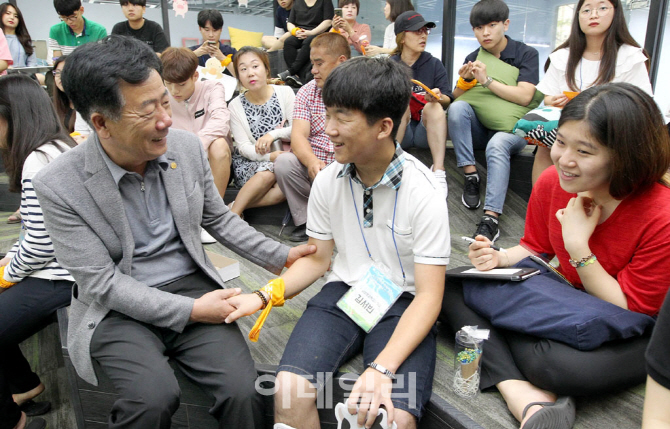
top-left (394, 11), bottom-right (436, 35)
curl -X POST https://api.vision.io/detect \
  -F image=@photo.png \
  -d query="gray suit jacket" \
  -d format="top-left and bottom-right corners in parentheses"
top-left (33, 129), bottom-right (290, 385)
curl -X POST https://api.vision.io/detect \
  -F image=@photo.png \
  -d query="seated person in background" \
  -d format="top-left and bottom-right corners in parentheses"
top-left (189, 9), bottom-right (236, 76)
top-left (112, 0), bottom-right (170, 55)
top-left (0, 3), bottom-right (44, 85)
top-left (277, 0), bottom-right (334, 87)
top-left (52, 55), bottom-right (91, 143)
top-left (365, 0), bottom-right (414, 57)
top-left (1, 3), bottom-right (36, 67)
top-left (262, 0), bottom-right (293, 52)
top-left (226, 56), bottom-right (450, 429)
top-left (228, 47), bottom-right (293, 217)
top-left (33, 35), bottom-right (315, 429)
top-left (531, 0), bottom-right (652, 184)
top-left (449, 0), bottom-right (540, 242)
top-left (162, 47), bottom-right (232, 203)
top-left (441, 83), bottom-right (670, 429)
top-left (275, 33), bottom-right (349, 242)
top-left (48, 0), bottom-right (107, 58)
top-left (391, 11), bottom-right (451, 198)
top-left (643, 290), bottom-right (670, 429)
top-left (0, 75), bottom-right (77, 429)
top-left (331, 0), bottom-right (371, 57)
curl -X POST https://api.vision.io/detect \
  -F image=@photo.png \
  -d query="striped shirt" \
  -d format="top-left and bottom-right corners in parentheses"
top-left (4, 141), bottom-right (74, 283)
top-left (48, 17), bottom-right (107, 57)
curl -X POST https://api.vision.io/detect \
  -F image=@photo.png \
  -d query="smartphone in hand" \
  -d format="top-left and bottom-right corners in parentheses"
top-left (334, 7), bottom-right (343, 17)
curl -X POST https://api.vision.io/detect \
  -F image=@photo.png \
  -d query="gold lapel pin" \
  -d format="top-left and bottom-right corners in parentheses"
top-left (171, 162), bottom-right (177, 169)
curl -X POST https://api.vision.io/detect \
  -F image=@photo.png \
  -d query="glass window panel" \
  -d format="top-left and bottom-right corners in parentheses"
top-left (360, 1), bottom-right (443, 59)
top-left (452, 0), bottom-right (649, 88)
top-left (415, 0), bottom-right (444, 60)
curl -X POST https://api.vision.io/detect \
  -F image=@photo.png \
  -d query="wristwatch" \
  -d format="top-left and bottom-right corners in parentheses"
top-left (368, 362), bottom-right (396, 380)
top-left (481, 76), bottom-right (494, 88)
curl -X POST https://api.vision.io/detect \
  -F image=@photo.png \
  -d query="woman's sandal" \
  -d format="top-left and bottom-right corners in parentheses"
top-left (522, 396), bottom-right (576, 429)
top-left (7, 209), bottom-right (21, 224)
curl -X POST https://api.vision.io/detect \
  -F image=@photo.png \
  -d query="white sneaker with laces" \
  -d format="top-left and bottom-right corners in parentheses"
top-left (200, 228), bottom-right (217, 244)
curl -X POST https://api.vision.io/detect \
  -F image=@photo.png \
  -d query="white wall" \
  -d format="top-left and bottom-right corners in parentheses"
top-left (16, 0), bottom-right (273, 49)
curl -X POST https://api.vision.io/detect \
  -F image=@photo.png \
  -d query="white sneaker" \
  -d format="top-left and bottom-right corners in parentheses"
top-left (432, 168), bottom-right (448, 198)
top-left (200, 228), bottom-right (217, 244)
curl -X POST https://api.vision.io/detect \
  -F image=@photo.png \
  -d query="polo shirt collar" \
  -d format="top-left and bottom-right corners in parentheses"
top-left (96, 137), bottom-right (169, 185)
top-left (337, 143), bottom-right (405, 190)
top-left (67, 16), bottom-right (89, 37)
top-left (498, 36), bottom-right (516, 61)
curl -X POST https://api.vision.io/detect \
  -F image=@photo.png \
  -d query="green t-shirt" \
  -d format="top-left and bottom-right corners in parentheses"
top-left (48, 17), bottom-right (107, 57)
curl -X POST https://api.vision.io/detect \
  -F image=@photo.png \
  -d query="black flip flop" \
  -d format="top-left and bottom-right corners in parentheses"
top-left (25, 418), bottom-right (47, 429)
top-left (522, 396), bottom-right (576, 429)
top-left (19, 400), bottom-right (51, 417)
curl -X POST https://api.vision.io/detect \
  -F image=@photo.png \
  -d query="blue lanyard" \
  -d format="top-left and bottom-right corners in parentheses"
top-left (348, 177), bottom-right (406, 286)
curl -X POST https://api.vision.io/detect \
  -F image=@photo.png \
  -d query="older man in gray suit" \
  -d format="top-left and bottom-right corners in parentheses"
top-left (32, 36), bottom-right (314, 429)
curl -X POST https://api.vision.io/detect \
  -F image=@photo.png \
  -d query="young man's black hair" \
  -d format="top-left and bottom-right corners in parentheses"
top-left (469, 0), bottom-right (509, 28)
top-left (54, 0), bottom-right (81, 17)
top-left (197, 9), bottom-right (224, 30)
top-left (119, 0), bottom-right (147, 6)
top-left (322, 56), bottom-right (411, 140)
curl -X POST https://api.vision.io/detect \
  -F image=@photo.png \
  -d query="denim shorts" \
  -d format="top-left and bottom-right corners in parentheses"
top-left (277, 282), bottom-right (437, 418)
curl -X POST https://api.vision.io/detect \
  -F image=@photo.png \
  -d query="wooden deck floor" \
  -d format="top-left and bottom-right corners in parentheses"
top-left (1, 147), bottom-right (645, 429)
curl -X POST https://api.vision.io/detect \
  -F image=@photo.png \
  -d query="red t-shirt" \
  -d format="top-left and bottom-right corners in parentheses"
top-left (520, 168), bottom-right (670, 316)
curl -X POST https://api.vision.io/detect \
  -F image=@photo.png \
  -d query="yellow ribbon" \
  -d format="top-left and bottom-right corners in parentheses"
top-left (291, 27), bottom-right (301, 36)
top-left (248, 278), bottom-right (286, 342)
top-left (0, 266), bottom-right (17, 289)
top-left (220, 54), bottom-right (233, 68)
top-left (456, 76), bottom-right (478, 91)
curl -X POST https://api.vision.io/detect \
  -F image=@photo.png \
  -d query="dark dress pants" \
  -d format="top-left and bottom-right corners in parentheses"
top-left (0, 277), bottom-right (73, 429)
top-left (440, 278), bottom-right (649, 396)
top-left (283, 34), bottom-right (317, 76)
top-left (90, 271), bottom-right (264, 429)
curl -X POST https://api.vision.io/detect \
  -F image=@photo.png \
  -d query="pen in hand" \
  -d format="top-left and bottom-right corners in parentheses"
top-left (461, 236), bottom-right (502, 251)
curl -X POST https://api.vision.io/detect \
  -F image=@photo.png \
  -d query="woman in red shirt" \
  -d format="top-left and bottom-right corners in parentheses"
top-left (442, 83), bottom-right (670, 429)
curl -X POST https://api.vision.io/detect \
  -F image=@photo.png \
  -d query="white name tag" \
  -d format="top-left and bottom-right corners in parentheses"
top-left (337, 265), bottom-right (403, 332)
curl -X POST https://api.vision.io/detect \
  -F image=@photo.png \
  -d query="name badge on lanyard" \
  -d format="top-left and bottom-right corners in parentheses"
top-left (337, 261), bottom-right (403, 332)
top-left (336, 177), bottom-right (406, 332)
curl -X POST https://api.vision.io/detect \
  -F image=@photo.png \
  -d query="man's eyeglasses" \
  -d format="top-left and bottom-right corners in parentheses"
top-left (410, 27), bottom-right (431, 35)
top-left (579, 6), bottom-right (612, 17)
top-left (59, 13), bottom-right (79, 23)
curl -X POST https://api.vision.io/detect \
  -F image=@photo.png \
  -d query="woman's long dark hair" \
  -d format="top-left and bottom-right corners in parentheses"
top-left (52, 55), bottom-right (75, 133)
top-left (547, 0), bottom-right (646, 92)
top-left (0, 3), bottom-right (34, 57)
top-left (558, 83), bottom-right (670, 198)
top-left (0, 75), bottom-right (74, 192)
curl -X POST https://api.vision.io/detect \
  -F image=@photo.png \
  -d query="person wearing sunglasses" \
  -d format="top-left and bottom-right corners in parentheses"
top-left (48, 0), bottom-right (106, 59)
top-left (390, 11), bottom-right (452, 200)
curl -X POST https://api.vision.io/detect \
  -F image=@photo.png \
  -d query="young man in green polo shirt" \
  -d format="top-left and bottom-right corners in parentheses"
top-left (49, 0), bottom-right (107, 58)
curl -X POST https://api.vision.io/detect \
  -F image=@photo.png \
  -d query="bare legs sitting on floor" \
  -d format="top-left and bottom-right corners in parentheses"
top-left (208, 137), bottom-right (232, 199)
top-left (230, 171), bottom-right (286, 216)
top-left (531, 146), bottom-right (553, 185)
